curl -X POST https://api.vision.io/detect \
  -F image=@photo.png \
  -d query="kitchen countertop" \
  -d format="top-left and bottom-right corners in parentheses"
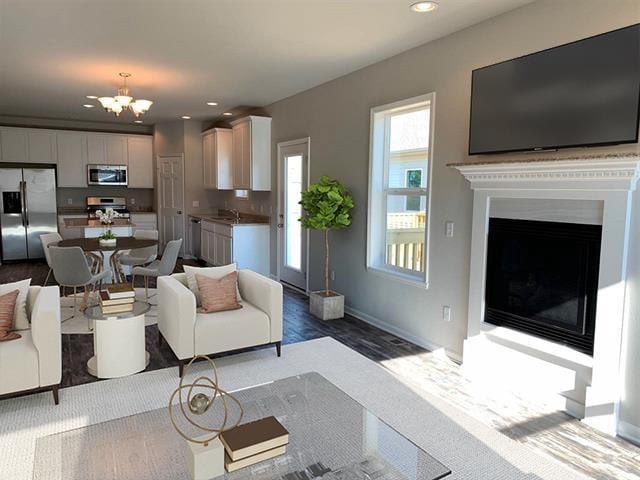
top-left (63, 218), bottom-right (135, 228)
top-left (189, 211), bottom-right (270, 226)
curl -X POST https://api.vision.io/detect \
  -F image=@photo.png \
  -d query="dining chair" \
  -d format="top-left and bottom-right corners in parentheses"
top-left (132, 238), bottom-right (182, 301)
top-left (117, 230), bottom-right (159, 269)
top-left (40, 233), bottom-right (102, 286)
top-left (49, 246), bottom-right (111, 328)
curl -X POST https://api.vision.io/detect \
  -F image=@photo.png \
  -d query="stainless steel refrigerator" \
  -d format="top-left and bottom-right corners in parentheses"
top-left (0, 168), bottom-right (57, 261)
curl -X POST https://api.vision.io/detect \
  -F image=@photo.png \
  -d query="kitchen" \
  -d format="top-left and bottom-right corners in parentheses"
top-left (0, 116), bottom-right (272, 277)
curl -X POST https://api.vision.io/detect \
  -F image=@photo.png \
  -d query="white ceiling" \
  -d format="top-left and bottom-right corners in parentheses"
top-left (0, 0), bottom-right (532, 125)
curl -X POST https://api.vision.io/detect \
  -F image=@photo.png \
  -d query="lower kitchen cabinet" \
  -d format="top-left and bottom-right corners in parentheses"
top-left (200, 220), bottom-right (269, 276)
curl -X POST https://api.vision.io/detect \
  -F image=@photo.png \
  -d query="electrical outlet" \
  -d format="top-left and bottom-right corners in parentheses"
top-left (130, 198), bottom-right (136, 205)
top-left (192, 200), bottom-right (200, 208)
top-left (443, 305), bottom-right (452, 322)
top-left (250, 204), bottom-right (256, 211)
top-left (67, 198), bottom-right (73, 205)
top-left (445, 221), bottom-right (454, 237)
top-left (259, 204), bottom-right (264, 213)
top-left (330, 270), bottom-right (336, 281)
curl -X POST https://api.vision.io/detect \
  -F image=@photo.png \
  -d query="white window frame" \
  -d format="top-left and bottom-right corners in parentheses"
top-left (366, 92), bottom-right (435, 288)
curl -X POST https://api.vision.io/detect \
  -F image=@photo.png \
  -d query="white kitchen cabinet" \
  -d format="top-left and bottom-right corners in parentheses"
top-left (0, 127), bottom-right (57, 164)
top-left (199, 219), bottom-right (269, 275)
top-left (56, 131), bottom-right (87, 187)
top-left (202, 128), bottom-right (233, 190)
top-left (130, 213), bottom-right (157, 232)
top-left (127, 136), bottom-right (154, 188)
top-left (231, 116), bottom-right (271, 191)
top-left (88, 134), bottom-right (127, 166)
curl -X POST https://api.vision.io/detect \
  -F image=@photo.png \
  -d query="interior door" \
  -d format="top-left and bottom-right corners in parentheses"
top-left (158, 156), bottom-right (185, 255)
top-left (0, 168), bottom-right (27, 260)
top-left (23, 168), bottom-right (57, 259)
top-left (278, 138), bottom-right (309, 290)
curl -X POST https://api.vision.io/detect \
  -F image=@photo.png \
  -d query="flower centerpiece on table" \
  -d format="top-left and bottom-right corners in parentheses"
top-left (95, 208), bottom-right (120, 246)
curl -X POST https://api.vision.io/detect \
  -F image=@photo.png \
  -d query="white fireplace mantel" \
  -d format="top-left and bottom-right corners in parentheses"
top-left (451, 154), bottom-right (640, 436)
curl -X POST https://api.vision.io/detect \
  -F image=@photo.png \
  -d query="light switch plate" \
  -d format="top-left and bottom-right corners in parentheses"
top-left (445, 221), bottom-right (454, 237)
top-left (67, 198), bottom-right (73, 205)
top-left (192, 200), bottom-right (200, 208)
top-left (443, 305), bottom-right (452, 322)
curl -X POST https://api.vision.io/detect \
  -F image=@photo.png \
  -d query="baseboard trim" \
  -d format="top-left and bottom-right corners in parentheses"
top-left (344, 305), bottom-right (462, 363)
top-left (618, 420), bottom-right (640, 446)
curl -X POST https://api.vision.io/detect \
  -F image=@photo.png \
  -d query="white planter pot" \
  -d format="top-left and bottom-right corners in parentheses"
top-left (309, 291), bottom-right (344, 321)
top-left (99, 238), bottom-right (117, 247)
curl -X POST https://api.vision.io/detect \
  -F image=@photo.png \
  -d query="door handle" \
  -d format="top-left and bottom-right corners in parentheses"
top-left (277, 223), bottom-right (284, 228)
top-left (21, 181), bottom-right (29, 227)
top-left (177, 210), bottom-right (183, 215)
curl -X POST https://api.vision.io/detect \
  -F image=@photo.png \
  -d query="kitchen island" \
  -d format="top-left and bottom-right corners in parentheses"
top-left (63, 218), bottom-right (135, 239)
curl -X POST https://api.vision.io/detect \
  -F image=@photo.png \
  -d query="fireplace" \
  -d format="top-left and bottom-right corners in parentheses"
top-left (485, 218), bottom-right (601, 355)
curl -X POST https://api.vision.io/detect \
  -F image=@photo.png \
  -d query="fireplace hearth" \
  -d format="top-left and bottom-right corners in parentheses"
top-left (485, 218), bottom-right (601, 355)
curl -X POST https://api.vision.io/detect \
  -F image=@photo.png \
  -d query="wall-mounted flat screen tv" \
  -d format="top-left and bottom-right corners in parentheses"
top-left (469, 24), bottom-right (640, 155)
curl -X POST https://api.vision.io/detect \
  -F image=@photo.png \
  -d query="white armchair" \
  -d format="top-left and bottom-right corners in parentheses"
top-left (158, 270), bottom-right (283, 376)
top-left (0, 286), bottom-right (62, 404)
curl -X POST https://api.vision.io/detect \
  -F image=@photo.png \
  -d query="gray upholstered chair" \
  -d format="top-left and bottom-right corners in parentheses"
top-left (40, 232), bottom-right (62, 286)
top-left (40, 232), bottom-right (101, 286)
top-left (118, 229), bottom-right (159, 268)
top-left (49, 246), bottom-right (111, 327)
top-left (132, 238), bottom-right (182, 301)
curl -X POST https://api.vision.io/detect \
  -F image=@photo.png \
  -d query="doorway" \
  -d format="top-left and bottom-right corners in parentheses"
top-left (277, 138), bottom-right (310, 291)
top-left (157, 155), bottom-right (185, 256)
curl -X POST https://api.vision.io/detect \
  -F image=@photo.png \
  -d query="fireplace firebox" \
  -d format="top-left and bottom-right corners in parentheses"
top-left (485, 218), bottom-right (601, 355)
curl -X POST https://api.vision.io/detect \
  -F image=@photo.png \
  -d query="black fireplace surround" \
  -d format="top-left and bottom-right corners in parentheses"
top-left (485, 218), bottom-right (601, 355)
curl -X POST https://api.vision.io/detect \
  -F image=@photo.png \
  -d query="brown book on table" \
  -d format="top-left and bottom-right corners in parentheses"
top-left (220, 416), bottom-right (289, 461)
top-left (224, 445), bottom-right (287, 472)
top-left (99, 291), bottom-right (135, 306)
top-left (100, 303), bottom-right (135, 314)
top-left (106, 283), bottom-right (135, 300)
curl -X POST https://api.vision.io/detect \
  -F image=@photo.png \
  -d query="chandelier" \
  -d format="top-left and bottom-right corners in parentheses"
top-left (97, 73), bottom-right (153, 118)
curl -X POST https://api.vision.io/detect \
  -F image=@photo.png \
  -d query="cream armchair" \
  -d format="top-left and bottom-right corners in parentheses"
top-left (158, 270), bottom-right (283, 376)
top-left (0, 286), bottom-right (62, 404)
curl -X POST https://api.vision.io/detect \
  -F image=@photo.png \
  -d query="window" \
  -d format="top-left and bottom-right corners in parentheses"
top-left (367, 93), bottom-right (434, 286)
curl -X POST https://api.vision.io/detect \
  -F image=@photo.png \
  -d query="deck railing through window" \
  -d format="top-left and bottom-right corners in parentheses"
top-left (385, 212), bottom-right (426, 272)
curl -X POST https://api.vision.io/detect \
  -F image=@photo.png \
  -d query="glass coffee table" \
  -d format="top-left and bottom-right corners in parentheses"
top-left (84, 301), bottom-right (151, 379)
top-left (32, 372), bottom-right (450, 480)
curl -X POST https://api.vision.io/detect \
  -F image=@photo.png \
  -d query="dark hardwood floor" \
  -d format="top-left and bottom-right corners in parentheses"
top-left (1, 258), bottom-right (639, 480)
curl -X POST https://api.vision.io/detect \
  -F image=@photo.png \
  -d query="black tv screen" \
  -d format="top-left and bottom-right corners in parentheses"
top-left (469, 24), bottom-right (640, 155)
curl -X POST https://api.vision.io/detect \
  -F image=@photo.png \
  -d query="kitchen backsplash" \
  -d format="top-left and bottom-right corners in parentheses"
top-left (56, 187), bottom-right (155, 211)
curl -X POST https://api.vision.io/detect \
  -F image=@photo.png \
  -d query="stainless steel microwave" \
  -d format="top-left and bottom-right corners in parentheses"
top-left (87, 165), bottom-right (128, 186)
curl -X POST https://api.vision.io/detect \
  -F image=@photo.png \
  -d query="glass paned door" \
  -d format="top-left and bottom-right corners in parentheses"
top-left (279, 139), bottom-right (309, 290)
top-left (285, 154), bottom-right (303, 270)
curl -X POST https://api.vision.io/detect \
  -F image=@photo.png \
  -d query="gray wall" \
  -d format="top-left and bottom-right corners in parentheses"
top-left (261, 0), bottom-right (640, 436)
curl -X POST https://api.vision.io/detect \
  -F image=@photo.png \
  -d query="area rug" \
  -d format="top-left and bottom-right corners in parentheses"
top-left (60, 287), bottom-right (158, 334)
top-left (0, 337), bottom-right (587, 480)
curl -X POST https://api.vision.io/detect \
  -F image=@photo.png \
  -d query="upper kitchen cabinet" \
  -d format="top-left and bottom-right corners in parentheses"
top-left (231, 116), bottom-right (271, 191)
top-left (87, 133), bottom-right (127, 165)
top-left (127, 136), bottom-right (154, 188)
top-left (202, 128), bottom-right (232, 190)
top-left (56, 131), bottom-right (87, 187)
top-left (0, 127), bottom-right (57, 164)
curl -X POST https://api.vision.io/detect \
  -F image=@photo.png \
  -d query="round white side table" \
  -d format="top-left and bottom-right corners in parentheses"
top-left (85, 301), bottom-right (151, 379)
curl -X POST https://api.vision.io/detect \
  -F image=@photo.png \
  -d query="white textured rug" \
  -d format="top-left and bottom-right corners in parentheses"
top-left (0, 337), bottom-right (587, 480)
top-left (60, 288), bottom-right (158, 334)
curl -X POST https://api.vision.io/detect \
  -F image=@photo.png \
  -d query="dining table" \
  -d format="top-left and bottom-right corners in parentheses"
top-left (55, 236), bottom-right (159, 284)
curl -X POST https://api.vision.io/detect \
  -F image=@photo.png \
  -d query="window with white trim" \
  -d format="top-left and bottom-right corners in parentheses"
top-left (367, 93), bottom-right (434, 285)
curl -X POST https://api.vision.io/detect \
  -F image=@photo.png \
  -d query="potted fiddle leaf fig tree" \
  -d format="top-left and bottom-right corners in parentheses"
top-left (300, 175), bottom-right (354, 320)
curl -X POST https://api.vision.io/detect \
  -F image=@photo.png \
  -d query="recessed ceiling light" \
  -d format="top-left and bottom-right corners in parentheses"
top-left (83, 104), bottom-right (95, 108)
top-left (223, 112), bottom-right (233, 116)
top-left (181, 115), bottom-right (191, 119)
top-left (134, 120), bottom-right (143, 123)
top-left (86, 95), bottom-right (98, 99)
top-left (410, 1), bottom-right (438, 13)
top-left (207, 102), bottom-right (218, 106)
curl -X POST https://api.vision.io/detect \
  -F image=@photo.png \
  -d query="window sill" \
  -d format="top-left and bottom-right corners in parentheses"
top-left (366, 265), bottom-right (429, 290)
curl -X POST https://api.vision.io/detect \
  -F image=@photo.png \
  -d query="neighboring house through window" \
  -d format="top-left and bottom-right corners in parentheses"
top-left (367, 92), bottom-right (434, 286)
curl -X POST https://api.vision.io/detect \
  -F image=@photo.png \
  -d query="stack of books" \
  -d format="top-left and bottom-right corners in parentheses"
top-left (220, 416), bottom-right (289, 472)
top-left (99, 284), bottom-right (136, 314)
